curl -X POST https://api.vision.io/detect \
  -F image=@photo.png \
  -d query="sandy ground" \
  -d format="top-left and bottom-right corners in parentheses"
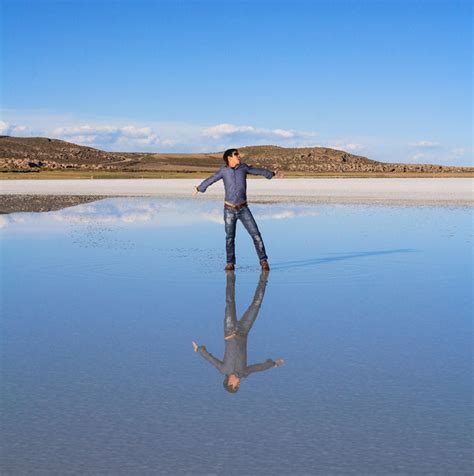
top-left (1, 178), bottom-right (473, 212)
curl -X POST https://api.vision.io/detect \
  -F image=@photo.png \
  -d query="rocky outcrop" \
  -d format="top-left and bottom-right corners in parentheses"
top-left (0, 136), bottom-right (471, 174)
top-left (238, 146), bottom-right (469, 174)
top-left (0, 158), bottom-right (118, 171)
top-left (0, 136), bottom-right (128, 169)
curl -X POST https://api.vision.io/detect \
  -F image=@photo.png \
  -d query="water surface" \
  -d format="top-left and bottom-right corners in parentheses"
top-left (1, 198), bottom-right (472, 474)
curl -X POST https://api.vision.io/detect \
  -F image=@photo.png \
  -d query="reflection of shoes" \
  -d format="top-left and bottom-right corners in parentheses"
top-left (260, 259), bottom-right (270, 271)
top-left (224, 263), bottom-right (235, 271)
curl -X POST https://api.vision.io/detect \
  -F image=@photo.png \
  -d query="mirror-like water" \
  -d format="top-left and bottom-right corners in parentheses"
top-left (1, 198), bottom-right (472, 474)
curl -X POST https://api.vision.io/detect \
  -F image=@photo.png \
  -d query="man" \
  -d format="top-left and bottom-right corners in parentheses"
top-left (192, 270), bottom-right (284, 393)
top-left (193, 148), bottom-right (282, 271)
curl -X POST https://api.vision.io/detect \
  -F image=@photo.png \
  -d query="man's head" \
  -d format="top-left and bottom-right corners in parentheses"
top-left (223, 373), bottom-right (241, 393)
top-left (223, 149), bottom-right (241, 168)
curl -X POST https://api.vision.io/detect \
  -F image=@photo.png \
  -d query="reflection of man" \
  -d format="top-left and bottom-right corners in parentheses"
top-left (193, 148), bottom-right (283, 271)
top-left (192, 271), bottom-right (284, 393)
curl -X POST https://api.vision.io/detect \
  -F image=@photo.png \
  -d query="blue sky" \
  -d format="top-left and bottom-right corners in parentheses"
top-left (1, 0), bottom-right (472, 165)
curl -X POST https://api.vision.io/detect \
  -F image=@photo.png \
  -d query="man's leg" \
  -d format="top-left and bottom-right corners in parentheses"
top-left (224, 208), bottom-right (238, 265)
top-left (237, 271), bottom-right (268, 336)
top-left (238, 206), bottom-right (268, 261)
top-left (224, 270), bottom-right (237, 337)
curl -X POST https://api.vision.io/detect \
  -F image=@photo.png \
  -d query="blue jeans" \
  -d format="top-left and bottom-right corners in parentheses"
top-left (224, 206), bottom-right (268, 264)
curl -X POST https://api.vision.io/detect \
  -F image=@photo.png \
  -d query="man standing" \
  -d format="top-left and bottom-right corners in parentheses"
top-left (193, 148), bottom-right (281, 271)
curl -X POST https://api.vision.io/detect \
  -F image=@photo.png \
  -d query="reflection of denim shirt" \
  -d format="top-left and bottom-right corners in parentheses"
top-left (198, 343), bottom-right (275, 379)
top-left (197, 163), bottom-right (275, 205)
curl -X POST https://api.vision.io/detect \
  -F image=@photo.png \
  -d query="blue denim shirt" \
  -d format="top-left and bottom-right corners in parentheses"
top-left (198, 344), bottom-right (275, 378)
top-left (197, 163), bottom-right (275, 205)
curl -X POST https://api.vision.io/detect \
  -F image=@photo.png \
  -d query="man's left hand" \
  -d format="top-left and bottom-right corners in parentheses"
top-left (274, 170), bottom-right (284, 178)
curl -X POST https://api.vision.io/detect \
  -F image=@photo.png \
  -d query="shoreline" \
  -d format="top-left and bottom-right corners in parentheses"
top-left (1, 178), bottom-right (472, 213)
top-left (1, 171), bottom-right (473, 180)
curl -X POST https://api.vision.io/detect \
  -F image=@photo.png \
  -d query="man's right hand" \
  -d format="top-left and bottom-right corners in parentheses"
top-left (192, 186), bottom-right (199, 196)
top-left (192, 341), bottom-right (199, 352)
top-left (274, 359), bottom-right (285, 367)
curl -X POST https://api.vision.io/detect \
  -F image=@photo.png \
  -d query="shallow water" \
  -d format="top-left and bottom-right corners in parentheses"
top-left (1, 198), bottom-right (472, 475)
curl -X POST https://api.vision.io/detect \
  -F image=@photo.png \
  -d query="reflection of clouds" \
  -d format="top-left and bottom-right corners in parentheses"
top-left (0, 215), bottom-right (26, 228)
top-left (256, 209), bottom-right (318, 220)
top-left (1, 198), bottom-right (319, 229)
top-left (54, 199), bottom-right (319, 225)
top-left (54, 200), bottom-right (212, 226)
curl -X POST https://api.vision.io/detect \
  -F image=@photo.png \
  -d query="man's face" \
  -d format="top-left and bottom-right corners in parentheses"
top-left (228, 150), bottom-right (241, 168)
top-left (228, 373), bottom-right (241, 389)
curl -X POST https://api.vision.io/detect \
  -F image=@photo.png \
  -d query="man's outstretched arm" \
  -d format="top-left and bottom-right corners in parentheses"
top-left (246, 358), bottom-right (285, 375)
top-left (192, 341), bottom-right (224, 372)
top-left (193, 169), bottom-right (223, 195)
top-left (245, 164), bottom-right (284, 179)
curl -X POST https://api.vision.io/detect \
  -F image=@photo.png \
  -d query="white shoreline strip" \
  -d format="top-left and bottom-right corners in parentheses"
top-left (1, 178), bottom-right (473, 204)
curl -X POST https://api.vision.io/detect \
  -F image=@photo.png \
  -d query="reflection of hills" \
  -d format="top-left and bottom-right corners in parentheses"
top-left (0, 194), bottom-right (104, 214)
top-left (1, 136), bottom-right (471, 174)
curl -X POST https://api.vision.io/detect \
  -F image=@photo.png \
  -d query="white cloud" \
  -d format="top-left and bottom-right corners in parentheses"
top-left (345, 143), bottom-right (365, 151)
top-left (446, 147), bottom-right (473, 165)
top-left (326, 141), bottom-right (366, 152)
top-left (409, 140), bottom-right (440, 148)
top-left (409, 152), bottom-right (433, 162)
top-left (404, 143), bottom-right (472, 165)
top-left (51, 124), bottom-right (167, 150)
top-left (271, 129), bottom-right (295, 138)
top-left (121, 125), bottom-right (154, 137)
top-left (1, 114), bottom-right (318, 152)
top-left (201, 123), bottom-right (312, 144)
top-left (1, 110), bottom-right (471, 166)
top-left (202, 123), bottom-right (257, 138)
top-left (0, 120), bottom-right (29, 136)
top-left (452, 148), bottom-right (466, 157)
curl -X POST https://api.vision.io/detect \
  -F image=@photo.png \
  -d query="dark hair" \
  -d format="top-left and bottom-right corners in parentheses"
top-left (223, 148), bottom-right (238, 165)
top-left (223, 375), bottom-right (239, 393)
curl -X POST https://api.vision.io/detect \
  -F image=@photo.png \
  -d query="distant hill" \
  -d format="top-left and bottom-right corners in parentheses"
top-left (0, 136), bottom-right (471, 174)
top-left (0, 136), bottom-right (130, 170)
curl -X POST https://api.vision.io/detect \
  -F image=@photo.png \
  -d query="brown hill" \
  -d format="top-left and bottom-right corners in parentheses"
top-left (236, 145), bottom-right (473, 174)
top-left (0, 136), bottom-right (471, 174)
top-left (0, 136), bottom-right (130, 170)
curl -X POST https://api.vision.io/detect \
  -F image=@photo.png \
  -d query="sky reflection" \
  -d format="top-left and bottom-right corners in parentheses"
top-left (0, 197), bottom-right (320, 231)
top-left (1, 197), bottom-right (472, 474)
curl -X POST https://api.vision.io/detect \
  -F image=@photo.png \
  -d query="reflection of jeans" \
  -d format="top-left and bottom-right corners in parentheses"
top-left (224, 206), bottom-right (268, 264)
top-left (224, 271), bottom-right (267, 338)
top-left (197, 271), bottom-right (275, 378)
